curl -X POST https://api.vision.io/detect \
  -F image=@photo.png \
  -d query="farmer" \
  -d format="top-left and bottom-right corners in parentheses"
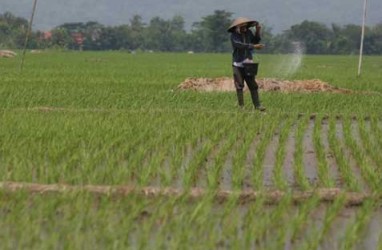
top-left (228, 17), bottom-right (265, 111)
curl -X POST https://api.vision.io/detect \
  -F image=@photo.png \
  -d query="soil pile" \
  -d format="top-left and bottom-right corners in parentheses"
top-left (178, 77), bottom-right (353, 94)
top-left (0, 50), bottom-right (17, 58)
top-left (178, 77), bottom-right (234, 92)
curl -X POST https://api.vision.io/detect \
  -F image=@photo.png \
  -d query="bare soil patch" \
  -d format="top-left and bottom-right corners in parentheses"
top-left (178, 77), bottom-right (354, 94)
top-left (0, 50), bottom-right (17, 58)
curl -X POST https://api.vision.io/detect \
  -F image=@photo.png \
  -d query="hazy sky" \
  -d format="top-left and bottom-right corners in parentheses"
top-left (1, 0), bottom-right (381, 33)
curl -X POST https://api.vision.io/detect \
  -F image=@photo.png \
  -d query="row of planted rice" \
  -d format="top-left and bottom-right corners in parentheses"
top-left (1, 52), bottom-right (382, 249)
top-left (1, 110), bottom-right (381, 193)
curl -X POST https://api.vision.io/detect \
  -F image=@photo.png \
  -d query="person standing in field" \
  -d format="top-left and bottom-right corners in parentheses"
top-left (228, 17), bottom-right (265, 111)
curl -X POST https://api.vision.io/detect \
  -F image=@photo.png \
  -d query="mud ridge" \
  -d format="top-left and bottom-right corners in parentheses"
top-left (0, 182), bottom-right (378, 206)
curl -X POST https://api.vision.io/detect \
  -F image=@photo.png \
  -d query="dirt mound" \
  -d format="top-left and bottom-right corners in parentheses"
top-left (178, 77), bottom-right (353, 94)
top-left (0, 50), bottom-right (17, 58)
top-left (178, 77), bottom-right (233, 92)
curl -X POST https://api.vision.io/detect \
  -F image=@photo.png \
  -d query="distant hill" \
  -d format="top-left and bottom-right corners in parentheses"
top-left (1, 0), bottom-right (381, 33)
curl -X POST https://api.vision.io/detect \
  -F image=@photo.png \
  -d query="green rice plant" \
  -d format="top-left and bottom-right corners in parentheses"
top-left (200, 114), bottom-right (238, 189)
top-left (138, 197), bottom-right (198, 249)
top-left (182, 147), bottom-right (210, 188)
top-left (328, 116), bottom-right (359, 191)
top-left (313, 115), bottom-right (334, 188)
top-left (207, 128), bottom-right (239, 190)
top-left (378, 232), bottom-right (382, 250)
top-left (1, 53), bottom-right (382, 249)
top-left (183, 194), bottom-right (238, 249)
top-left (231, 115), bottom-right (262, 190)
top-left (293, 115), bottom-right (311, 190)
top-left (156, 128), bottom-right (194, 187)
top-left (182, 116), bottom-right (231, 189)
top-left (219, 195), bottom-right (245, 249)
top-left (242, 195), bottom-right (266, 248)
top-left (302, 195), bottom-right (346, 249)
top-left (289, 195), bottom-right (320, 243)
top-left (206, 137), bottom-right (231, 189)
top-left (2, 53), bottom-right (382, 114)
top-left (166, 116), bottom-right (207, 187)
top-left (231, 140), bottom-right (250, 190)
top-left (342, 117), bottom-right (379, 191)
top-left (123, 135), bottom-right (164, 184)
top-left (137, 115), bottom-right (193, 186)
top-left (139, 146), bottom-right (166, 186)
top-left (357, 117), bottom-right (382, 187)
top-left (340, 199), bottom-right (375, 250)
top-left (272, 117), bottom-right (295, 190)
top-left (370, 117), bottom-right (382, 151)
top-left (358, 118), bottom-right (381, 165)
top-left (0, 192), bottom-right (154, 249)
top-left (262, 194), bottom-right (293, 249)
top-left (251, 115), bottom-right (279, 190)
top-left (166, 112), bottom-right (228, 188)
top-left (370, 116), bottom-right (382, 184)
top-left (155, 201), bottom-right (188, 249)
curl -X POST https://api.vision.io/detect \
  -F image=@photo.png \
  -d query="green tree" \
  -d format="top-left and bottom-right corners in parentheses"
top-left (82, 22), bottom-right (104, 50)
top-left (329, 24), bottom-right (351, 54)
top-left (53, 21), bottom-right (105, 50)
top-left (50, 28), bottom-right (72, 49)
top-left (364, 23), bottom-right (382, 54)
top-left (191, 10), bottom-right (233, 52)
top-left (287, 20), bottom-right (332, 54)
top-left (0, 11), bottom-right (28, 48)
top-left (329, 24), bottom-right (361, 54)
top-left (128, 15), bottom-right (146, 50)
top-left (146, 15), bottom-right (187, 51)
top-left (96, 26), bottom-right (120, 50)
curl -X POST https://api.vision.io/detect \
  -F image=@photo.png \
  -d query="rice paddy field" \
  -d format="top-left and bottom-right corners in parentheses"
top-left (0, 51), bottom-right (382, 249)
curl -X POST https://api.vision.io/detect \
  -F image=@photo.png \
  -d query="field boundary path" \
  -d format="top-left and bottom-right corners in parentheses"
top-left (1, 181), bottom-right (379, 207)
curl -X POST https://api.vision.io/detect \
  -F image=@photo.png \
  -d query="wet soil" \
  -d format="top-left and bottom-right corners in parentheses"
top-left (321, 119), bottom-right (342, 187)
top-left (158, 115), bottom-right (374, 193)
top-left (303, 119), bottom-right (318, 185)
top-left (263, 130), bottom-right (280, 187)
top-left (336, 121), bottom-right (370, 192)
top-left (283, 124), bottom-right (296, 186)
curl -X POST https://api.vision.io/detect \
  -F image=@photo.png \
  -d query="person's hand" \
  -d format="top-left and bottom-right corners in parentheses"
top-left (255, 23), bottom-right (261, 31)
top-left (253, 44), bottom-right (265, 50)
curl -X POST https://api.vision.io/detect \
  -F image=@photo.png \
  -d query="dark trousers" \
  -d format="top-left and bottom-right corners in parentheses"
top-left (233, 66), bottom-right (261, 107)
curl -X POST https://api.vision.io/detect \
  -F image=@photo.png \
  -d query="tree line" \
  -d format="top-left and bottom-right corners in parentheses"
top-left (1, 10), bottom-right (382, 54)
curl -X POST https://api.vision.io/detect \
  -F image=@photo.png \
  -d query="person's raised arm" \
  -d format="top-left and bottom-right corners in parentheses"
top-left (231, 33), bottom-right (258, 49)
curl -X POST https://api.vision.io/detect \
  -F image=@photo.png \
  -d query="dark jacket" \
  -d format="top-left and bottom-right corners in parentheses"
top-left (230, 29), bottom-right (261, 64)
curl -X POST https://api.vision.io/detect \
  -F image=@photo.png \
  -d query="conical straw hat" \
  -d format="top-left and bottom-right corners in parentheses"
top-left (227, 17), bottom-right (258, 32)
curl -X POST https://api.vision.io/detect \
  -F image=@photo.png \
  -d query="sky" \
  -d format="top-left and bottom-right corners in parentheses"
top-left (1, 0), bottom-right (381, 33)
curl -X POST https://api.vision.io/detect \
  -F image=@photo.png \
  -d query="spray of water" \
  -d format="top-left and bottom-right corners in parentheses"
top-left (273, 41), bottom-right (305, 78)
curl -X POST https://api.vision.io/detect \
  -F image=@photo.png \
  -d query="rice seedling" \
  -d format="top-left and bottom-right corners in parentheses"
top-left (251, 116), bottom-right (279, 189)
top-left (340, 199), bottom-right (375, 250)
top-left (288, 195), bottom-right (320, 243)
top-left (207, 129), bottom-right (238, 190)
top-left (342, 117), bottom-right (379, 191)
top-left (301, 195), bottom-right (346, 249)
top-left (328, 116), bottom-right (359, 191)
top-left (0, 52), bottom-right (382, 248)
top-left (293, 115), bottom-right (311, 190)
top-left (313, 115), bottom-right (335, 188)
top-left (231, 115), bottom-right (262, 190)
top-left (272, 117), bottom-right (295, 190)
